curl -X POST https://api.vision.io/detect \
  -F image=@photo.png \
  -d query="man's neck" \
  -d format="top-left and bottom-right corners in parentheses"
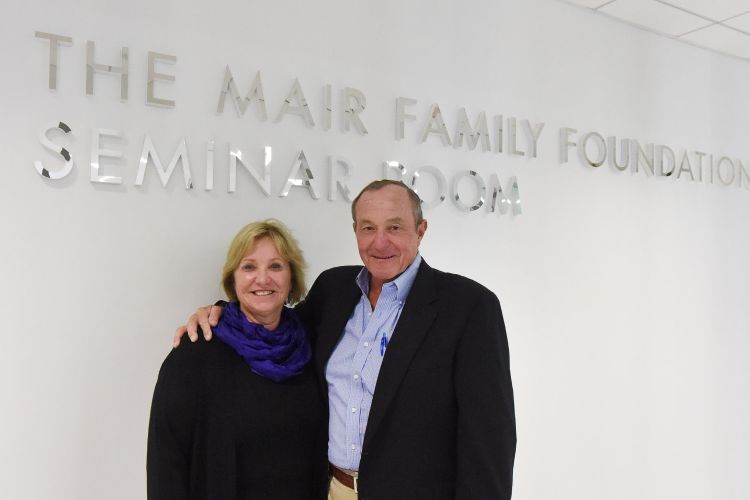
top-left (367, 278), bottom-right (384, 309)
top-left (363, 255), bottom-right (421, 309)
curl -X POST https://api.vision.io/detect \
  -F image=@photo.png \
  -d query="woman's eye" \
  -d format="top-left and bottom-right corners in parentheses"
top-left (270, 263), bottom-right (283, 270)
top-left (242, 264), bottom-right (255, 271)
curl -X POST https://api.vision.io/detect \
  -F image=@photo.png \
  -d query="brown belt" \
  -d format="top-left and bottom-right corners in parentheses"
top-left (329, 463), bottom-right (359, 493)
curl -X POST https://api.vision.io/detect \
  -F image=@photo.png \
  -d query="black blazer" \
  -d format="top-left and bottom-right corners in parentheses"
top-left (299, 260), bottom-right (516, 500)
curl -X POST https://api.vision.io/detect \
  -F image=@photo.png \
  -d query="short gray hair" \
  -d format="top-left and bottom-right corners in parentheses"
top-left (350, 180), bottom-right (423, 227)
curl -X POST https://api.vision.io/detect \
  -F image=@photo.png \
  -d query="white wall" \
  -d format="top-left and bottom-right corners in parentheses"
top-left (1, 0), bottom-right (749, 498)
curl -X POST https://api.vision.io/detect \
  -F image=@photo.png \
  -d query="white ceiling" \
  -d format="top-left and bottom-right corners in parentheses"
top-left (562, 0), bottom-right (750, 60)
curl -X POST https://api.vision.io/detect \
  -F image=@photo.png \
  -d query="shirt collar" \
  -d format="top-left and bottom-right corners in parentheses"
top-left (355, 253), bottom-right (422, 303)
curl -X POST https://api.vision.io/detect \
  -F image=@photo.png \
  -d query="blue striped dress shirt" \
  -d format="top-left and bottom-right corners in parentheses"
top-left (325, 254), bottom-right (422, 471)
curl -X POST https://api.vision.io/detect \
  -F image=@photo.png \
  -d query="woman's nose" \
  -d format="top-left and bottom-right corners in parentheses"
top-left (255, 268), bottom-right (269, 283)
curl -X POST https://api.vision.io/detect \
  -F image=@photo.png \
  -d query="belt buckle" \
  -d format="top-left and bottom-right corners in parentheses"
top-left (352, 475), bottom-right (358, 494)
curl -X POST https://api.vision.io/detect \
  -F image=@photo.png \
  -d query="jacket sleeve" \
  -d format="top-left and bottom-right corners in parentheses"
top-left (310, 394), bottom-right (330, 500)
top-left (146, 346), bottom-right (199, 499)
top-left (295, 271), bottom-right (325, 343)
top-left (454, 290), bottom-right (516, 500)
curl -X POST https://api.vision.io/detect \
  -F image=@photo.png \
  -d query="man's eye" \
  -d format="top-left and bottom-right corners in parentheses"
top-left (389, 225), bottom-right (401, 231)
top-left (361, 226), bottom-right (374, 232)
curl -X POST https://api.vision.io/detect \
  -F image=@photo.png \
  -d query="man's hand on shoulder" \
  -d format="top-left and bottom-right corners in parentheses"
top-left (172, 304), bottom-right (224, 348)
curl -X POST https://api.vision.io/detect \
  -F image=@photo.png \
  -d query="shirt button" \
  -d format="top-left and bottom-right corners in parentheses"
top-left (351, 407), bottom-right (357, 413)
top-left (351, 444), bottom-right (356, 450)
top-left (353, 374), bottom-right (359, 380)
top-left (363, 342), bottom-right (369, 347)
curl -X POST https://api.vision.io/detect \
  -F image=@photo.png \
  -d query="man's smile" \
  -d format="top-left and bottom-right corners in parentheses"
top-left (371, 255), bottom-right (396, 261)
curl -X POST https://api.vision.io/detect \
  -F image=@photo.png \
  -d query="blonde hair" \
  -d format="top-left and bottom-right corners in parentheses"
top-left (221, 219), bottom-right (307, 304)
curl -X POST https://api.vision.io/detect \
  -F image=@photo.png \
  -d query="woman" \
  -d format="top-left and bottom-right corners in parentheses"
top-left (147, 220), bottom-right (327, 499)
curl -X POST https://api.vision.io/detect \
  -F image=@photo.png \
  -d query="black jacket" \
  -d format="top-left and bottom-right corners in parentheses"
top-left (147, 332), bottom-right (327, 499)
top-left (298, 260), bottom-right (516, 500)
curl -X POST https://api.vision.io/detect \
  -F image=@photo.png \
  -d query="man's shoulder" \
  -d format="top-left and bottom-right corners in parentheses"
top-left (423, 265), bottom-right (502, 314)
top-left (427, 265), bottom-right (497, 298)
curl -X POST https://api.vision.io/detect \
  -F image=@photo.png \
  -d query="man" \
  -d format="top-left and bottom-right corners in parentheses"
top-left (178, 180), bottom-right (516, 499)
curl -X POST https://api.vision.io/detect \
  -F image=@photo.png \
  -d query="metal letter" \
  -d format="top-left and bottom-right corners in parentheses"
top-left (694, 151), bottom-right (707, 182)
top-left (90, 128), bottom-right (123, 184)
top-left (419, 104), bottom-right (452, 146)
top-left (675, 151), bottom-right (695, 181)
top-left (136, 135), bottom-right (192, 188)
top-left (216, 67), bottom-right (266, 119)
top-left (607, 137), bottom-right (629, 171)
top-left (328, 156), bottom-right (354, 201)
top-left (276, 79), bottom-right (315, 127)
top-left (656, 145), bottom-right (675, 176)
top-left (35, 32), bottom-right (72, 90)
top-left (343, 87), bottom-right (368, 135)
top-left (322, 84), bottom-right (332, 131)
top-left (507, 118), bottom-right (523, 156)
top-left (86, 41), bottom-right (129, 100)
top-left (34, 121), bottom-right (74, 179)
top-left (410, 166), bottom-right (447, 210)
top-left (630, 140), bottom-right (654, 176)
top-left (495, 115), bottom-right (504, 153)
top-left (487, 174), bottom-right (521, 215)
top-left (383, 161), bottom-right (407, 182)
top-left (451, 170), bottom-right (486, 212)
top-left (395, 97), bottom-right (417, 141)
top-left (147, 52), bottom-right (176, 108)
top-left (559, 127), bottom-right (576, 163)
top-left (736, 159), bottom-right (750, 190)
top-left (521, 120), bottom-right (545, 158)
top-left (453, 108), bottom-right (490, 152)
top-left (716, 157), bottom-right (735, 186)
top-left (205, 139), bottom-right (215, 191)
top-left (578, 131), bottom-right (606, 168)
top-left (228, 146), bottom-right (272, 195)
top-left (280, 150), bottom-right (320, 198)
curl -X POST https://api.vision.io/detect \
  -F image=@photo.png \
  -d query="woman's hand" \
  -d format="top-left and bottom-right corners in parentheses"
top-left (172, 304), bottom-right (225, 347)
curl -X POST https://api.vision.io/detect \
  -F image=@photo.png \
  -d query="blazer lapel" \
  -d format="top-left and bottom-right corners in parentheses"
top-left (363, 260), bottom-right (438, 449)
top-left (314, 274), bottom-right (361, 384)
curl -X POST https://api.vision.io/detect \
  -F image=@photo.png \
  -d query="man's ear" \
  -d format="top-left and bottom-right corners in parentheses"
top-left (417, 219), bottom-right (428, 241)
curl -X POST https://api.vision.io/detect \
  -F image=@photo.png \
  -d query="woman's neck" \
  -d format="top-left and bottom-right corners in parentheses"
top-left (239, 305), bottom-right (282, 331)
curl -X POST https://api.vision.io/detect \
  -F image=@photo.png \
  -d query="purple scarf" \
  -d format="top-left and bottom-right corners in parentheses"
top-left (213, 302), bottom-right (311, 382)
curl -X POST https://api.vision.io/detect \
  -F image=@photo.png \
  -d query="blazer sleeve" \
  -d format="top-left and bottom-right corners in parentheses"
top-left (146, 345), bottom-right (200, 499)
top-left (454, 290), bottom-right (516, 500)
top-left (295, 271), bottom-right (326, 343)
top-left (295, 295), bottom-right (314, 333)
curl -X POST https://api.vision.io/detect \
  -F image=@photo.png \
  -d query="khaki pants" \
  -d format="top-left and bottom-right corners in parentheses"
top-left (328, 474), bottom-right (358, 500)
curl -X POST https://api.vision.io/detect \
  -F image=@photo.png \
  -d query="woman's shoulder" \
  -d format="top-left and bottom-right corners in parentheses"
top-left (161, 330), bottom-right (235, 377)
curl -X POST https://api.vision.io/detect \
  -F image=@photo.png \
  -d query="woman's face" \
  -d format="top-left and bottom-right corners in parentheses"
top-left (233, 237), bottom-right (292, 328)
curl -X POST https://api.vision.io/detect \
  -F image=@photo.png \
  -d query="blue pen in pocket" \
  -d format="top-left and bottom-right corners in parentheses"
top-left (380, 332), bottom-right (389, 356)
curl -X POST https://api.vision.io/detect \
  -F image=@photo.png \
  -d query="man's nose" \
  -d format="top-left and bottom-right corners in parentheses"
top-left (373, 230), bottom-right (389, 248)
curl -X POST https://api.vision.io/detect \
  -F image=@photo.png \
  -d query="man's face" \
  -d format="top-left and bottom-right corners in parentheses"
top-left (353, 185), bottom-right (427, 288)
